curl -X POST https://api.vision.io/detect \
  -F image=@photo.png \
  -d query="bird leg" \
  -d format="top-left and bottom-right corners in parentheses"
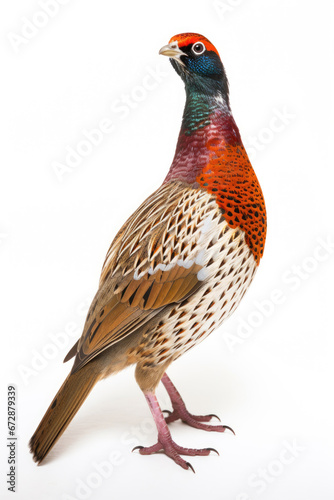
top-left (133, 391), bottom-right (218, 471)
top-left (161, 373), bottom-right (234, 433)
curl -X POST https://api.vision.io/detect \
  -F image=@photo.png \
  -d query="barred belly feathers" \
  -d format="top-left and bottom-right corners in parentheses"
top-left (30, 33), bottom-right (267, 472)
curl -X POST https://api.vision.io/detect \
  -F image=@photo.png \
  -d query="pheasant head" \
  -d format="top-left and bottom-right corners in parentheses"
top-left (159, 33), bottom-right (229, 103)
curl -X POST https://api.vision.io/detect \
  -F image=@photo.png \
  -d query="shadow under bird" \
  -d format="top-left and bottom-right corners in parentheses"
top-left (30, 32), bottom-right (267, 471)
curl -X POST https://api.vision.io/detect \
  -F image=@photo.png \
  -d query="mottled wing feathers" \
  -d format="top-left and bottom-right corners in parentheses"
top-left (70, 182), bottom-right (218, 373)
top-left (71, 294), bottom-right (157, 372)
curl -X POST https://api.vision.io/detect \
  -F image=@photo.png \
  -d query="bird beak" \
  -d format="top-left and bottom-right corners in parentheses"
top-left (159, 43), bottom-right (187, 67)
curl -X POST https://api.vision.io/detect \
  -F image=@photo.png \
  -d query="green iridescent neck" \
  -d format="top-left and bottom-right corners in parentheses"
top-left (181, 84), bottom-right (230, 136)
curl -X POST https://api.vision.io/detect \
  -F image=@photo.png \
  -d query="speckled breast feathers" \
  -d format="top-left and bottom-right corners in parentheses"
top-left (71, 181), bottom-right (257, 375)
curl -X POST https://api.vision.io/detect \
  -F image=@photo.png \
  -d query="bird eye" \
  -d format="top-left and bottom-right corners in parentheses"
top-left (192, 42), bottom-right (205, 55)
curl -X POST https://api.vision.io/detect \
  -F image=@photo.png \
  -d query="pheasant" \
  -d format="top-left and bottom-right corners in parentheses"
top-left (30, 33), bottom-right (267, 471)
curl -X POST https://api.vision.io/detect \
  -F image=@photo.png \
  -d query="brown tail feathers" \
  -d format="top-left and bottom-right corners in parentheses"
top-left (29, 361), bottom-right (102, 464)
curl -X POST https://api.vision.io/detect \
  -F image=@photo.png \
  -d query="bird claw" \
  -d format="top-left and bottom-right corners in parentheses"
top-left (206, 447), bottom-right (219, 456)
top-left (132, 445), bottom-right (144, 453)
top-left (222, 425), bottom-right (235, 435)
top-left (207, 413), bottom-right (221, 422)
top-left (186, 462), bottom-right (196, 473)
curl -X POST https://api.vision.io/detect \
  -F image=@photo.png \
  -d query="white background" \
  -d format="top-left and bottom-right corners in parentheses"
top-left (1, 1), bottom-right (333, 499)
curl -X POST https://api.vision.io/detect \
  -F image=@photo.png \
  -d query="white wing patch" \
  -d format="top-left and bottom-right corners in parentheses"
top-left (132, 208), bottom-right (218, 283)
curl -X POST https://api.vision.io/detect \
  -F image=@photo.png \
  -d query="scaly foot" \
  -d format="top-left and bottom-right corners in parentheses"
top-left (162, 407), bottom-right (234, 433)
top-left (133, 439), bottom-right (218, 472)
top-left (136, 391), bottom-right (219, 471)
top-left (161, 373), bottom-right (235, 433)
